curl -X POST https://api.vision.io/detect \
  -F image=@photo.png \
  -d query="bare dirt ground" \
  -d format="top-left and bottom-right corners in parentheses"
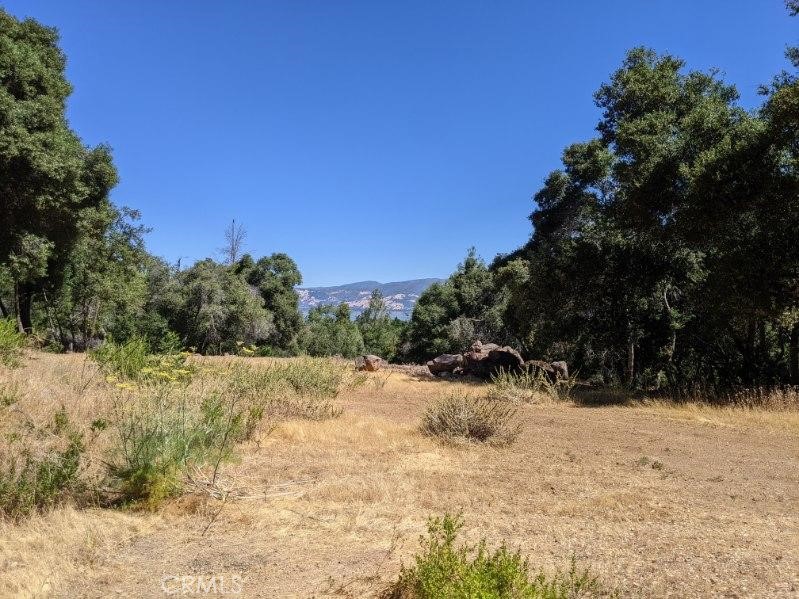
top-left (1, 354), bottom-right (798, 598)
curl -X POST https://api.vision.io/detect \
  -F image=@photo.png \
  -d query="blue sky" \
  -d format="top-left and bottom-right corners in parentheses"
top-left (3, 1), bottom-right (796, 286)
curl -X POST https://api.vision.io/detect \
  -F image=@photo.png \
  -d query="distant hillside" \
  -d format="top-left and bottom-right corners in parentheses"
top-left (297, 278), bottom-right (443, 320)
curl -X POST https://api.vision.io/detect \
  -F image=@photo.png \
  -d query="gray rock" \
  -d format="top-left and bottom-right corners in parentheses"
top-left (363, 355), bottom-right (384, 371)
top-left (426, 353), bottom-right (464, 376)
top-left (550, 361), bottom-right (569, 380)
top-left (463, 341), bottom-right (523, 378)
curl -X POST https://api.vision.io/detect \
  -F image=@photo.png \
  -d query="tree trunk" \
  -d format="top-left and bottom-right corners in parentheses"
top-left (790, 322), bottom-right (799, 385)
top-left (16, 284), bottom-right (33, 334)
top-left (626, 339), bottom-right (635, 387)
top-left (0, 296), bottom-right (8, 318)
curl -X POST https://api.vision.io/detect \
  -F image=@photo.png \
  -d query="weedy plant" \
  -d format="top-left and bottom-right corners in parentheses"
top-left (224, 360), bottom-right (345, 422)
top-left (0, 318), bottom-right (26, 367)
top-left (726, 386), bottom-right (799, 410)
top-left (0, 412), bottom-right (85, 521)
top-left (383, 514), bottom-right (615, 599)
top-left (104, 382), bottom-right (255, 507)
top-left (0, 383), bottom-right (19, 407)
top-left (489, 367), bottom-right (578, 403)
top-left (421, 393), bottom-right (521, 445)
top-left (102, 355), bottom-right (349, 507)
top-left (91, 336), bottom-right (195, 385)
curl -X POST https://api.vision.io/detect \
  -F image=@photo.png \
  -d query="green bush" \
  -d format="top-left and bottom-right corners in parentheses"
top-left (421, 394), bottom-right (521, 445)
top-left (91, 336), bottom-right (151, 379)
top-left (104, 357), bottom-right (349, 507)
top-left (105, 386), bottom-right (243, 507)
top-left (0, 415), bottom-right (85, 521)
top-left (0, 318), bottom-right (25, 367)
top-left (91, 336), bottom-right (194, 385)
top-left (384, 514), bottom-right (613, 599)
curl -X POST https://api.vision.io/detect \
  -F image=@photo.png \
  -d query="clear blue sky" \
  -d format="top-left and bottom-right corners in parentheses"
top-left (3, 1), bottom-right (796, 286)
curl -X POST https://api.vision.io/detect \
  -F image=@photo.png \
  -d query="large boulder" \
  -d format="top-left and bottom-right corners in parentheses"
top-left (462, 341), bottom-right (494, 377)
top-left (355, 354), bottom-right (384, 371)
top-left (463, 341), bottom-right (523, 379)
top-left (550, 360), bottom-right (569, 380)
top-left (487, 346), bottom-right (524, 374)
top-left (426, 353), bottom-right (464, 376)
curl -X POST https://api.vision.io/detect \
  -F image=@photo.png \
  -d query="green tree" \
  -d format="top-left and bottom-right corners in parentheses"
top-left (0, 10), bottom-right (118, 332)
top-left (44, 207), bottom-right (149, 350)
top-left (355, 290), bottom-right (404, 361)
top-left (505, 45), bottom-right (799, 389)
top-left (403, 249), bottom-right (502, 362)
top-left (170, 259), bottom-right (273, 354)
top-left (299, 303), bottom-right (364, 358)
top-left (239, 253), bottom-right (303, 351)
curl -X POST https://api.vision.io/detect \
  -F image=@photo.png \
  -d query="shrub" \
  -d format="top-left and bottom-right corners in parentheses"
top-left (263, 394), bottom-right (342, 421)
top-left (92, 336), bottom-right (151, 379)
top-left (105, 386), bottom-right (243, 507)
top-left (0, 414), bottom-right (85, 521)
top-left (421, 394), bottom-right (521, 445)
top-left (489, 368), bottom-right (548, 403)
top-left (0, 318), bottom-right (25, 367)
top-left (104, 357), bottom-right (349, 506)
top-left (224, 361), bottom-right (343, 423)
top-left (384, 514), bottom-right (612, 599)
top-left (279, 358), bottom-right (345, 397)
top-left (489, 367), bottom-right (579, 403)
top-left (92, 336), bottom-right (194, 385)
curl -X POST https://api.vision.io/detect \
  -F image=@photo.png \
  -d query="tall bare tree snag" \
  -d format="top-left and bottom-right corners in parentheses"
top-left (221, 220), bottom-right (246, 266)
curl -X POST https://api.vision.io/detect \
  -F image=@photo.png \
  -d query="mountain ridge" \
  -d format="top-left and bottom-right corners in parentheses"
top-left (296, 278), bottom-right (443, 320)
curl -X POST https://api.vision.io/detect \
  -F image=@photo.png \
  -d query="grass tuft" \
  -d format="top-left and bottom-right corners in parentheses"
top-left (489, 367), bottom-right (578, 403)
top-left (421, 394), bottom-right (521, 445)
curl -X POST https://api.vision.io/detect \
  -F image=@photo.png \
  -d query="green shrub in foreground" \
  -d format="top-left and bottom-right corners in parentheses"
top-left (105, 385), bottom-right (246, 507)
top-left (384, 514), bottom-right (613, 599)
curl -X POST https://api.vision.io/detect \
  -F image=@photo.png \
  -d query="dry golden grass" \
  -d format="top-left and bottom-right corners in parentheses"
top-left (0, 507), bottom-right (158, 598)
top-left (0, 353), bottom-right (798, 598)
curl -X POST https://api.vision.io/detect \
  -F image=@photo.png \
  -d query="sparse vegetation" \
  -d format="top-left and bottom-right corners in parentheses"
top-left (421, 393), bottom-right (521, 445)
top-left (0, 351), bottom-right (797, 596)
top-left (99, 350), bottom-right (350, 507)
top-left (104, 385), bottom-right (237, 507)
top-left (91, 336), bottom-right (194, 384)
top-left (0, 383), bottom-right (19, 408)
top-left (0, 2), bottom-right (798, 596)
top-left (0, 413), bottom-right (85, 521)
top-left (383, 514), bottom-right (613, 599)
top-left (489, 367), bottom-right (578, 403)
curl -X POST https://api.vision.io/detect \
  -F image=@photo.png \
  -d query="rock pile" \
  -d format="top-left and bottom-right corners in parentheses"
top-left (426, 340), bottom-right (567, 381)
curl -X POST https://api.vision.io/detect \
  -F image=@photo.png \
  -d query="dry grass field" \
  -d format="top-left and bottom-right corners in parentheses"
top-left (0, 352), bottom-right (798, 598)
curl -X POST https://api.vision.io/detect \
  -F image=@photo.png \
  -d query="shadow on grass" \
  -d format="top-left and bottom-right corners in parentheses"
top-left (571, 386), bottom-right (643, 407)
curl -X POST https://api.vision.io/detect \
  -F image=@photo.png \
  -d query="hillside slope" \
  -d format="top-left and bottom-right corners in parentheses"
top-left (297, 278), bottom-right (442, 320)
